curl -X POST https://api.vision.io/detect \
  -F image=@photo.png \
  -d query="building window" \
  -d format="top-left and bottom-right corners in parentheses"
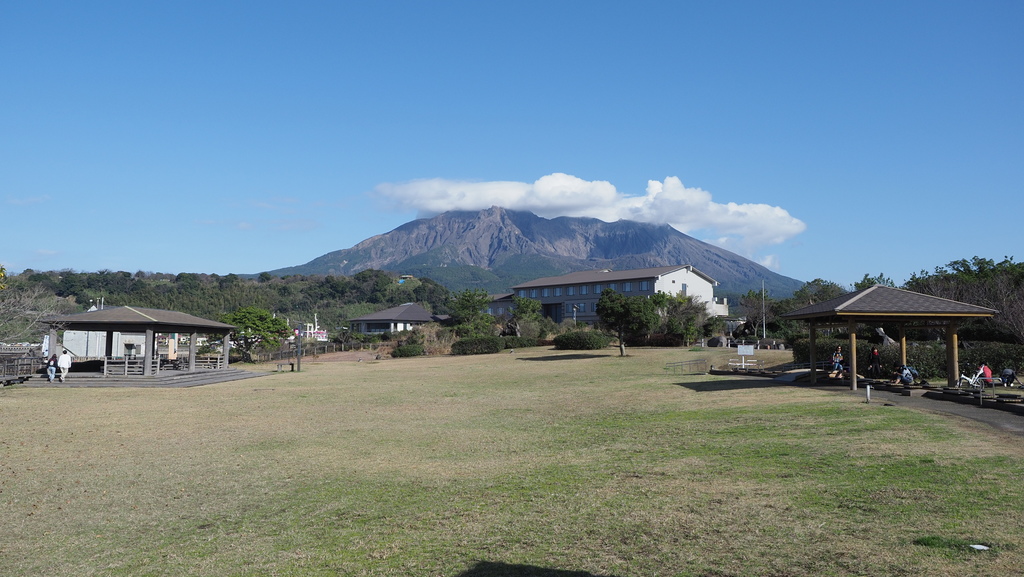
top-left (517, 289), bottom-right (526, 297)
top-left (580, 285), bottom-right (588, 295)
top-left (541, 288), bottom-right (550, 297)
top-left (554, 287), bottom-right (562, 296)
top-left (639, 281), bottom-right (650, 291)
top-left (623, 282), bottom-right (632, 292)
top-left (567, 286), bottom-right (575, 296)
top-left (530, 289), bottom-right (537, 298)
top-left (608, 283), bottom-right (616, 291)
top-left (594, 284), bottom-right (602, 293)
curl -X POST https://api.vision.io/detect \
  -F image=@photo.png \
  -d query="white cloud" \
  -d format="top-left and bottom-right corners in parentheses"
top-left (374, 173), bottom-right (806, 265)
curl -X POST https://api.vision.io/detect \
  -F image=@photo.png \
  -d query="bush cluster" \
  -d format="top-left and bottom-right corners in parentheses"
top-left (791, 337), bottom-right (1024, 380)
top-left (553, 331), bottom-right (611, 351)
top-left (627, 333), bottom-right (685, 347)
top-left (390, 344), bottom-right (425, 358)
top-left (451, 336), bottom-right (504, 355)
top-left (501, 336), bottom-right (538, 349)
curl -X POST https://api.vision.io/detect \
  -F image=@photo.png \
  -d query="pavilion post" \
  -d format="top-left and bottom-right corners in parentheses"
top-left (898, 323), bottom-right (908, 366)
top-left (946, 320), bottom-right (960, 387)
top-left (189, 332), bottom-right (198, 372)
top-left (144, 328), bottom-right (155, 376)
top-left (222, 332), bottom-right (231, 368)
top-left (848, 319), bottom-right (858, 391)
top-left (809, 321), bottom-right (817, 384)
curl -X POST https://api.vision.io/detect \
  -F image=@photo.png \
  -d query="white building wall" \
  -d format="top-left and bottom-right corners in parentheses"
top-left (653, 268), bottom-right (720, 316)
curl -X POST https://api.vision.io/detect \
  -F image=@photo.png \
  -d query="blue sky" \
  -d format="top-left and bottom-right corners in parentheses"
top-left (3, 1), bottom-right (1022, 289)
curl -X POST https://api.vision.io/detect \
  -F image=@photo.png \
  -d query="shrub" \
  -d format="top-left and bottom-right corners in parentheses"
top-left (451, 336), bottom-right (504, 355)
top-left (501, 336), bottom-right (539, 349)
top-left (791, 338), bottom-right (1024, 380)
top-left (628, 333), bottom-right (685, 347)
top-left (553, 331), bottom-right (611, 350)
top-left (391, 344), bottom-right (425, 358)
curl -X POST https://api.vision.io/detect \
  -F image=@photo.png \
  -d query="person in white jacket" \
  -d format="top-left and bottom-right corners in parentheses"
top-left (57, 349), bottom-right (73, 383)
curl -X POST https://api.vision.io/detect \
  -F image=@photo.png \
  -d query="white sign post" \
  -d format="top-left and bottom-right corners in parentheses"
top-left (737, 345), bottom-right (755, 369)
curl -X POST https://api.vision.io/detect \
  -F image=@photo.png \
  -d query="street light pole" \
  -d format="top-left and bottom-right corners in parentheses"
top-left (295, 324), bottom-right (302, 372)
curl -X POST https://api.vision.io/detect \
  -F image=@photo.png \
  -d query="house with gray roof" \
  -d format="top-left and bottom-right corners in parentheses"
top-left (349, 303), bottom-right (448, 335)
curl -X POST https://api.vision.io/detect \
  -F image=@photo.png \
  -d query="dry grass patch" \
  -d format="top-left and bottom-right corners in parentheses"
top-left (2, 346), bottom-right (1023, 576)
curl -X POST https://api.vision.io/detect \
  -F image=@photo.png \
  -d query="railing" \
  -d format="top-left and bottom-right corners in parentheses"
top-left (194, 355), bottom-right (224, 369)
top-left (103, 357), bottom-right (153, 376)
top-left (253, 343), bottom-right (356, 363)
top-left (1, 357), bottom-right (40, 378)
top-left (778, 360), bottom-right (832, 372)
top-left (665, 359), bottom-right (708, 375)
top-left (103, 355), bottom-right (225, 375)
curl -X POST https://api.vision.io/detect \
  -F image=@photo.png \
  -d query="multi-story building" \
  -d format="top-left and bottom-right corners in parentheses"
top-left (509, 265), bottom-right (727, 324)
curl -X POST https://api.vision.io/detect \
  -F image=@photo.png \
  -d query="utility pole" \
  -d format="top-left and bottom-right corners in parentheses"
top-left (761, 280), bottom-right (767, 339)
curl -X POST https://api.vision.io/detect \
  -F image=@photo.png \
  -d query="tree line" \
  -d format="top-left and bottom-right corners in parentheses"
top-left (733, 257), bottom-right (1024, 345)
top-left (2, 256), bottom-right (1020, 355)
top-left (0, 268), bottom-right (454, 343)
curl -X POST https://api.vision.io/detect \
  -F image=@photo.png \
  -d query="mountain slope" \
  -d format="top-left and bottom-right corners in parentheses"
top-left (269, 207), bottom-right (805, 297)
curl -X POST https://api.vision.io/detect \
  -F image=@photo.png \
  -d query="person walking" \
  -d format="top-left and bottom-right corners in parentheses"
top-left (57, 349), bottom-right (73, 383)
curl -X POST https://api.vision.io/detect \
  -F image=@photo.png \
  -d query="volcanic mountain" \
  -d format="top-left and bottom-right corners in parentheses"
top-left (268, 207), bottom-right (804, 298)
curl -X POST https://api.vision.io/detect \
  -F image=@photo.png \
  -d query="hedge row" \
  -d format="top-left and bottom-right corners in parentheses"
top-left (451, 336), bottom-right (504, 355)
top-left (501, 336), bottom-right (539, 349)
top-left (391, 344), bottom-right (425, 358)
top-left (553, 331), bottom-right (611, 351)
top-left (792, 338), bottom-right (1024, 380)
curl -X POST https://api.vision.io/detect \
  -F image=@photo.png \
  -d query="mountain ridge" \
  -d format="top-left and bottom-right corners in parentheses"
top-left (268, 207), bottom-right (805, 298)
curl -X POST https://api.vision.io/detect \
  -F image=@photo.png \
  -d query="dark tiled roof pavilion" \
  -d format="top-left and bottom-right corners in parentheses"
top-left (782, 285), bottom-right (997, 388)
top-left (44, 306), bottom-right (235, 377)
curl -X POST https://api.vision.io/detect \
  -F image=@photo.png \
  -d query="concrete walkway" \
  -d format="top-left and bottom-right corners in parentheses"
top-left (820, 383), bottom-right (1024, 438)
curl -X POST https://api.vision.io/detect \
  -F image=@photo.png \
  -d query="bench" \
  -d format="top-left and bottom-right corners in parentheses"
top-left (276, 362), bottom-right (295, 372)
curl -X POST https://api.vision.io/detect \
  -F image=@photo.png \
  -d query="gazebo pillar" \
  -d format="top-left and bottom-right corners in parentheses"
top-left (808, 321), bottom-right (818, 384)
top-left (188, 332), bottom-right (198, 372)
top-left (898, 323), bottom-right (908, 366)
top-left (847, 319), bottom-right (858, 391)
top-left (946, 320), bottom-right (960, 387)
top-left (48, 327), bottom-right (58, 356)
top-left (144, 328), bottom-right (155, 376)
top-left (223, 332), bottom-right (231, 368)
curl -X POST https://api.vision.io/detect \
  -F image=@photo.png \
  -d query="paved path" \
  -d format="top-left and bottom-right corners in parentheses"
top-left (821, 384), bottom-right (1024, 438)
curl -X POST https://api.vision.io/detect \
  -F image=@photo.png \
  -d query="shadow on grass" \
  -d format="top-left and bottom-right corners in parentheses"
top-left (454, 561), bottom-right (622, 577)
top-left (517, 354), bottom-right (611, 362)
top-left (675, 378), bottom-right (787, 392)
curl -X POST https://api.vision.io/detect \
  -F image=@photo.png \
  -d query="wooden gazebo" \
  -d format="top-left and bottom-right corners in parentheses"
top-left (781, 285), bottom-right (997, 390)
top-left (45, 306), bottom-right (234, 377)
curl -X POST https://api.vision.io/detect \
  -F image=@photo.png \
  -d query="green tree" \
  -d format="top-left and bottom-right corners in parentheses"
top-left (854, 273), bottom-right (895, 291)
top-left (221, 306), bottom-right (291, 362)
top-left (787, 279), bottom-right (848, 307)
top-left (596, 290), bottom-right (659, 356)
top-left (450, 289), bottom-right (495, 337)
top-left (906, 256), bottom-right (1024, 343)
top-left (654, 292), bottom-right (708, 345)
top-left (507, 295), bottom-right (542, 337)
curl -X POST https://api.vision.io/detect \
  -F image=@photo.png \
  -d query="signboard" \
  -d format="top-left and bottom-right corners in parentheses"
top-left (737, 345), bottom-right (755, 356)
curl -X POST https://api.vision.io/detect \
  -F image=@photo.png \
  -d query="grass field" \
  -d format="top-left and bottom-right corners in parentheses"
top-left (2, 346), bottom-right (1022, 576)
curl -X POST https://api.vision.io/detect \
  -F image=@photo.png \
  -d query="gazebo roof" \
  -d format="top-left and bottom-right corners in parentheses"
top-left (46, 306), bottom-right (234, 333)
top-left (781, 285), bottom-right (997, 324)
